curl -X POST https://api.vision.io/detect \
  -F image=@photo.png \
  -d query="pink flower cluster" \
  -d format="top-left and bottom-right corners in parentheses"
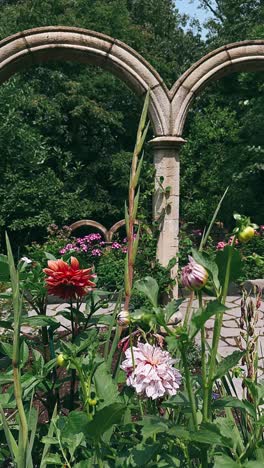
top-left (216, 236), bottom-right (239, 250)
top-left (121, 342), bottom-right (181, 400)
top-left (59, 233), bottom-right (104, 256)
top-left (59, 232), bottom-right (131, 257)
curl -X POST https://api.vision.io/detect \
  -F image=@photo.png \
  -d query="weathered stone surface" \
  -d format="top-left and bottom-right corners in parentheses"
top-left (172, 41), bottom-right (264, 136)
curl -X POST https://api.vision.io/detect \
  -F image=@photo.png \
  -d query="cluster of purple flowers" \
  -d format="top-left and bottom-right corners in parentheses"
top-left (59, 232), bottom-right (131, 257)
top-left (59, 233), bottom-right (104, 257)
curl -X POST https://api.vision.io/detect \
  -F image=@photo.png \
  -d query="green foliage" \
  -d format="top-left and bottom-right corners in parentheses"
top-left (238, 234), bottom-right (264, 282)
top-left (0, 0), bottom-right (202, 251)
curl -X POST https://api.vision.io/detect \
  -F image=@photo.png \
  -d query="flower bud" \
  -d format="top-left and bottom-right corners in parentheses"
top-left (181, 256), bottom-right (208, 291)
top-left (88, 398), bottom-right (97, 406)
top-left (56, 354), bottom-right (66, 367)
top-left (238, 226), bottom-right (255, 243)
top-left (117, 310), bottom-right (130, 327)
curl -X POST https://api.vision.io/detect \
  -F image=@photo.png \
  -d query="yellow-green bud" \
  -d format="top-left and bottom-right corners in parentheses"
top-left (238, 226), bottom-right (255, 243)
top-left (88, 398), bottom-right (97, 406)
top-left (56, 354), bottom-right (66, 367)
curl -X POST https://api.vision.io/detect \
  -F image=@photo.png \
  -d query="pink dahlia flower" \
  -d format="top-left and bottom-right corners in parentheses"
top-left (181, 256), bottom-right (208, 291)
top-left (120, 342), bottom-right (181, 400)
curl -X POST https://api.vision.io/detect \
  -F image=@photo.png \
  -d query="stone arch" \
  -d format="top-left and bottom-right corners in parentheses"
top-left (69, 220), bottom-right (109, 240)
top-left (0, 26), bottom-right (170, 136)
top-left (171, 40), bottom-right (264, 136)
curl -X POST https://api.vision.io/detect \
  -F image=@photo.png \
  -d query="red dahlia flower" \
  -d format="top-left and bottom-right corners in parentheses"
top-left (43, 257), bottom-right (96, 299)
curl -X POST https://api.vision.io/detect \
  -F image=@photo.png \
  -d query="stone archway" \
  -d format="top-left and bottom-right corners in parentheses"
top-left (0, 27), bottom-right (170, 136)
top-left (150, 41), bottom-right (264, 272)
top-left (171, 41), bottom-right (264, 136)
top-left (1, 28), bottom-right (264, 288)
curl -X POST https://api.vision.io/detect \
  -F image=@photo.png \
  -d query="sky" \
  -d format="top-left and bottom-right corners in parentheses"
top-left (175, 0), bottom-right (213, 36)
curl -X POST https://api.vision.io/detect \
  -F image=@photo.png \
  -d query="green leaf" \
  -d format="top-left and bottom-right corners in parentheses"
top-left (74, 462), bottom-right (91, 468)
top-left (0, 342), bottom-right (13, 359)
top-left (137, 416), bottom-right (168, 441)
top-left (188, 423), bottom-right (228, 446)
top-left (44, 252), bottom-right (57, 261)
top-left (212, 396), bottom-right (256, 419)
top-left (20, 341), bottom-right (29, 366)
top-left (125, 201), bottom-right (129, 235)
top-left (0, 401), bottom-right (18, 463)
top-left (124, 252), bottom-right (130, 295)
top-left (40, 404), bottom-right (57, 468)
top-left (192, 249), bottom-right (220, 292)
top-left (41, 437), bottom-right (59, 445)
top-left (26, 406), bottom-right (38, 468)
top-left (61, 411), bottom-right (88, 442)
top-left (200, 187), bottom-right (229, 250)
top-left (244, 462), bottom-right (264, 468)
top-left (164, 298), bottom-right (184, 323)
top-left (132, 187), bottom-right (140, 220)
top-left (190, 300), bottom-right (226, 339)
top-left (132, 227), bottom-right (140, 264)
top-left (134, 276), bottom-right (159, 308)
top-left (85, 403), bottom-right (126, 441)
top-left (0, 393), bottom-right (16, 409)
top-left (214, 454), bottom-right (240, 467)
top-left (214, 350), bottom-right (246, 380)
top-left (133, 154), bottom-right (144, 188)
top-left (94, 362), bottom-right (120, 408)
top-left (22, 315), bottom-right (59, 329)
top-left (131, 441), bottom-right (160, 467)
top-left (214, 416), bottom-right (245, 452)
top-left (41, 453), bottom-right (62, 465)
top-left (216, 246), bottom-right (242, 285)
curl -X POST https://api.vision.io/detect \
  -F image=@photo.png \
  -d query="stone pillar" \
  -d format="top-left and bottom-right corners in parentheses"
top-left (149, 136), bottom-right (186, 296)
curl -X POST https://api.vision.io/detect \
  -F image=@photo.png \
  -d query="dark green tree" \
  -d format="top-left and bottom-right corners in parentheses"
top-left (0, 0), bottom-right (202, 249)
top-left (179, 0), bottom-right (264, 229)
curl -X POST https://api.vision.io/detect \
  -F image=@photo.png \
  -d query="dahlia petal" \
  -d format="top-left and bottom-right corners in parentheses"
top-left (70, 256), bottom-right (80, 270)
top-left (121, 343), bottom-right (181, 400)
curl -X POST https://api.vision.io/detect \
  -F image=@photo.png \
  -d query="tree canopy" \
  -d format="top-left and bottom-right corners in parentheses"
top-left (0, 0), bottom-right (263, 250)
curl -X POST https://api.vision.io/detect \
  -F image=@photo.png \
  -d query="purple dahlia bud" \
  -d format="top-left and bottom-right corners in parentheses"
top-left (117, 310), bottom-right (130, 327)
top-left (181, 256), bottom-right (208, 291)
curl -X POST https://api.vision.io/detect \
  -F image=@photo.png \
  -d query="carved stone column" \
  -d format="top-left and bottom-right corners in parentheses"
top-left (149, 136), bottom-right (186, 296)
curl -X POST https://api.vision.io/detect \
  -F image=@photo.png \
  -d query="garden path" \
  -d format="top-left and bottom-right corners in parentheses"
top-left (24, 295), bottom-right (264, 362)
top-left (180, 295), bottom-right (264, 359)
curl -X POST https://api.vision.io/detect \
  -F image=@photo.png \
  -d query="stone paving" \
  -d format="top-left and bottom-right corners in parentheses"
top-left (180, 295), bottom-right (264, 359)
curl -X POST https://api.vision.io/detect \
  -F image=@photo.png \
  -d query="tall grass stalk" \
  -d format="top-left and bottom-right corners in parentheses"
top-left (124, 90), bottom-right (150, 311)
top-left (6, 233), bottom-right (29, 467)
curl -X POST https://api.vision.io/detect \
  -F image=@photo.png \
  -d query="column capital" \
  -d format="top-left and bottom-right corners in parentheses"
top-left (149, 136), bottom-right (186, 149)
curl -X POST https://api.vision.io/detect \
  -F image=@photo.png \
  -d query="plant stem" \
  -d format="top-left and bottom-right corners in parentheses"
top-left (181, 346), bottom-right (198, 430)
top-left (199, 294), bottom-right (209, 468)
top-left (183, 291), bottom-right (194, 327)
top-left (72, 359), bottom-right (93, 421)
top-left (6, 233), bottom-right (29, 467)
top-left (204, 237), bottom-right (236, 420)
top-left (96, 444), bottom-right (104, 468)
top-left (70, 300), bottom-right (76, 411)
top-left (198, 291), bottom-right (207, 423)
top-left (124, 91), bottom-right (149, 311)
